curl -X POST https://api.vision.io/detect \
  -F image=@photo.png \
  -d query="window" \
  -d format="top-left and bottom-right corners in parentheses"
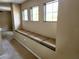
top-left (44, 1), bottom-right (58, 22)
top-left (30, 6), bottom-right (39, 21)
top-left (22, 9), bottom-right (28, 21)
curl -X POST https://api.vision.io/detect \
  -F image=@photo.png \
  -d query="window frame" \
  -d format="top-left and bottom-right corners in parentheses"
top-left (30, 6), bottom-right (39, 22)
top-left (22, 9), bottom-right (29, 21)
top-left (44, 1), bottom-right (58, 22)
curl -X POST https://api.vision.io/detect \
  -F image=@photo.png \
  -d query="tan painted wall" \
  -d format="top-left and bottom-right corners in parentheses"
top-left (0, 11), bottom-right (12, 30)
top-left (21, 0), bottom-right (57, 38)
top-left (56, 0), bottom-right (79, 59)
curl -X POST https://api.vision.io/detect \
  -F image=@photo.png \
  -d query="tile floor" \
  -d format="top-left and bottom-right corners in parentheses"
top-left (0, 40), bottom-right (23, 59)
top-left (0, 39), bottom-right (37, 59)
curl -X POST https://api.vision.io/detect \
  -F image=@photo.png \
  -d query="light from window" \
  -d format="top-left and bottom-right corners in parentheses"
top-left (30, 6), bottom-right (39, 21)
top-left (22, 9), bottom-right (28, 21)
top-left (44, 1), bottom-right (58, 22)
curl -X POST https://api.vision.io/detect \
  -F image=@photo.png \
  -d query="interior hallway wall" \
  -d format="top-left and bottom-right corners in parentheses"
top-left (56, 0), bottom-right (79, 59)
top-left (14, 0), bottom-right (79, 59)
top-left (11, 4), bottom-right (21, 30)
top-left (0, 11), bottom-right (12, 30)
top-left (21, 0), bottom-right (57, 38)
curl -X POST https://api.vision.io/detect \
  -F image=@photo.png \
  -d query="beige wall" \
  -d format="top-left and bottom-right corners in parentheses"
top-left (21, 0), bottom-right (57, 38)
top-left (11, 4), bottom-right (21, 30)
top-left (0, 11), bottom-right (12, 30)
top-left (56, 0), bottom-right (79, 59)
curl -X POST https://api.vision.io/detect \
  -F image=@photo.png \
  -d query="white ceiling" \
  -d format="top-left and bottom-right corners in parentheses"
top-left (0, 0), bottom-right (27, 11)
top-left (0, 0), bottom-right (26, 4)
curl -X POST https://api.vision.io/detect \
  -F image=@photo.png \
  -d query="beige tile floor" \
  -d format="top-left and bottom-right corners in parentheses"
top-left (0, 39), bottom-right (37, 59)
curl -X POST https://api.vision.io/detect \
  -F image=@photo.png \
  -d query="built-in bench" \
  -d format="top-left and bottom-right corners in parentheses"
top-left (15, 29), bottom-right (56, 51)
